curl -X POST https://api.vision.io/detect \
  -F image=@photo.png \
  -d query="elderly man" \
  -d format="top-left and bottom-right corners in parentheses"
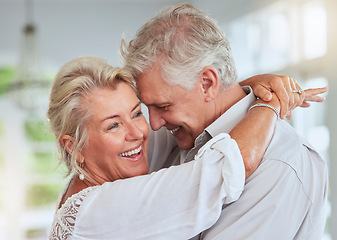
top-left (121, 3), bottom-right (328, 239)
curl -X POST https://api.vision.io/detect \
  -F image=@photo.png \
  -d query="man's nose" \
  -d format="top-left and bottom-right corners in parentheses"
top-left (148, 108), bottom-right (166, 131)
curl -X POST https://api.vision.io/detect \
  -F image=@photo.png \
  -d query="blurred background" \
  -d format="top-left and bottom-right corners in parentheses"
top-left (0, 0), bottom-right (336, 239)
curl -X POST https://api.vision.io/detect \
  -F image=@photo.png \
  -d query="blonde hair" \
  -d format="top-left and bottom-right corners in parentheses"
top-left (47, 56), bottom-right (135, 180)
top-left (120, 3), bottom-right (237, 90)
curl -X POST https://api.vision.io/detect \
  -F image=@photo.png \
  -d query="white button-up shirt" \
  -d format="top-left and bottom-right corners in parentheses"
top-left (148, 86), bottom-right (328, 240)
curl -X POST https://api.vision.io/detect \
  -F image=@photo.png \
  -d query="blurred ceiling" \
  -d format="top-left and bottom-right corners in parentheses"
top-left (0, 0), bottom-right (287, 70)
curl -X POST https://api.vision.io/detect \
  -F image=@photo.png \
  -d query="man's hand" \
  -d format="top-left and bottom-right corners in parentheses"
top-left (240, 74), bottom-right (328, 119)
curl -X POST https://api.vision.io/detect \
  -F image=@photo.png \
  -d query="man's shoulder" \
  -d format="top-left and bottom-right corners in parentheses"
top-left (260, 120), bottom-right (327, 192)
top-left (264, 120), bottom-right (320, 161)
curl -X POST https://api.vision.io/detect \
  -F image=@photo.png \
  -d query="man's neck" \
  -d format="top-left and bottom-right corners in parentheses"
top-left (207, 83), bottom-right (247, 125)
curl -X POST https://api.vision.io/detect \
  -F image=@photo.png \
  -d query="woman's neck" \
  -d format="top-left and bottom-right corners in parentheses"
top-left (58, 174), bottom-right (94, 209)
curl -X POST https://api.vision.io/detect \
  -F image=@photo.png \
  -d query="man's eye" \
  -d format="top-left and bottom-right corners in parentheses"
top-left (158, 105), bottom-right (169, 111)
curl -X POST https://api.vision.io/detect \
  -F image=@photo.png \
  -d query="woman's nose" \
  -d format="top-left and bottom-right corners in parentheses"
top-left (125, 122), bottom-right (144, 141)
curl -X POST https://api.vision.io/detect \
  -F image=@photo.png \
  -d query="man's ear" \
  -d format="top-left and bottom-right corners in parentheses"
top-left (200, 66), bottom-right (220, 102)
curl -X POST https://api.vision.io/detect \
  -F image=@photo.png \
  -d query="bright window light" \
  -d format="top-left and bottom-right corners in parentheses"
top-left (265, 12), bottom-right (290, 69)
top-left (269, 13), bottom-right (290, 56)
top-left (303, 1), bottom-right (327, 59)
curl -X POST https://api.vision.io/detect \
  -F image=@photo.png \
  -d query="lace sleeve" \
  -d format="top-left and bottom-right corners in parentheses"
top-left (49, 186), bottom-right (98, 240)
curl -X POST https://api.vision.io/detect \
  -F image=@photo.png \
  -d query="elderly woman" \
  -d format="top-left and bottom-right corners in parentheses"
top-left (48, 56), bottom-right (322, 239)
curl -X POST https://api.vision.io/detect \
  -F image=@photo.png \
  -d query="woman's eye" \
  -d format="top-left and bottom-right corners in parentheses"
top-left (108, 122), bottom-right (119, 130)
top-left (133, 111), bottom-right (143, 118)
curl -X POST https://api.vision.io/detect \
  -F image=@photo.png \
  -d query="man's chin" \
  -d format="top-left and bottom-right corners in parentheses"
top-left (172, 128), bottom-right (195, 150)
top-left (177, 139), bottom-right (194, 150)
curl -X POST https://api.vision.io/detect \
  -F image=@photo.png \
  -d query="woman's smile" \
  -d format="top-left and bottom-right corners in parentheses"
top-left (119, 144), bottom-right (144, 162)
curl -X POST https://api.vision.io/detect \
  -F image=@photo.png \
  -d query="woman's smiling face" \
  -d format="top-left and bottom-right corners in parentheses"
top-left (80, 82), bottom-right (149, 183)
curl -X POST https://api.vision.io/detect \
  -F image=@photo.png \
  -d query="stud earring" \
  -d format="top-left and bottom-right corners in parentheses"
top-left (78, 161), bottom-right (85, 181)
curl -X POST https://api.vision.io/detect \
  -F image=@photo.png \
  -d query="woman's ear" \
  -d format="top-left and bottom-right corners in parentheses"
top-left (60, 135), bottom-right (84, 164)
top-left (200, 66), bottom-right (220, 102)
top-left (60, 135), bottom-right (75, 155)
top-left (60, 135), bottom-right (85, 163)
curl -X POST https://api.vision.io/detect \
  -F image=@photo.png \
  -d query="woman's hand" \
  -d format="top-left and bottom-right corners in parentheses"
top-left (301, 87), bottom-right (328, 108)
top-left (285, 87), bottom-right (328, 119)
top-left (240, 74), bottom-right (328, 119)
top-left (232, 92), bottom-right (280, 178)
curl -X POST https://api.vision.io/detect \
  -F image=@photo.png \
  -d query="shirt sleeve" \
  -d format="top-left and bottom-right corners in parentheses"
top-left (72, 133), bottom-right (245, 240)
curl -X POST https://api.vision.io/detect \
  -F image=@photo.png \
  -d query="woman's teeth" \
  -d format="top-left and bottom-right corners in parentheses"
top-left (119, 146), bottom-right (142, 157)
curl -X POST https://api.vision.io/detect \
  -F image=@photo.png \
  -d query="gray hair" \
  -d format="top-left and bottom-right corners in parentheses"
top-left (47, 56), bottom-right (135, 181)
top-left (120, 3), bottom-right (237, 89)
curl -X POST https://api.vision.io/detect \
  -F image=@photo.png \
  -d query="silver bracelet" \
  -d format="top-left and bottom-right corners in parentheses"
top-left (248, 103), bottom-right (280, 119)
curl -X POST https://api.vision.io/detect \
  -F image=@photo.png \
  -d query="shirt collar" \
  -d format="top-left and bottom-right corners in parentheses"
top-left (205, 86), bottom-right (256, 137)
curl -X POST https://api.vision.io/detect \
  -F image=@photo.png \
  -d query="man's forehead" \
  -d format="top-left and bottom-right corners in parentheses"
top-left (138, 87), bottom-right (172, 106)
top-left (136, 71), bottom-right (172, 103)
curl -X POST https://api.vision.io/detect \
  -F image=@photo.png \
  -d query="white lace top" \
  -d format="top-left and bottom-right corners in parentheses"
top-left (49, 186), bottom-right (97, 239)
top-left (49, 133), bottom-right (245, 240)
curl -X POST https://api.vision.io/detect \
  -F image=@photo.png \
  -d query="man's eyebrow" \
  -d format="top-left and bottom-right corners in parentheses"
top-left (146, 102), bottom-right (170, 107)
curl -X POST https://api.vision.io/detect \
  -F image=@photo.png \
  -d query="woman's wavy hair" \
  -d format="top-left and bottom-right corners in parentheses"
top-left (47, 56), bottom-right (135, 181)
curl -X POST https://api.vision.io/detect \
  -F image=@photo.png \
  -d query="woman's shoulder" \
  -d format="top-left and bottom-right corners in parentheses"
top-left (49, 185), bottom-right (99, 239)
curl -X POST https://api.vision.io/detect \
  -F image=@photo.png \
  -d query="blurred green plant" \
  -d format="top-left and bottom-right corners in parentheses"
top-left (31, 152), bottom-right (67, 174)
top-left (26, 228), bottom-right (46, 239)
top-left (0, 67), bottom-right (15, 95)
top-left (26, 184), bottom-right (64, 207)
top-left (25, 120), bottom-right (54, 142)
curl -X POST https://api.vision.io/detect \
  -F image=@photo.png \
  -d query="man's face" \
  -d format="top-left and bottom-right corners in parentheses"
top-left (137, 64), bottom-right (208, 150)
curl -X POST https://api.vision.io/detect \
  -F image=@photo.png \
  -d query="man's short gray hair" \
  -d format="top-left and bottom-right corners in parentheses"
top-left (120, 3), bottom-right (237, 89)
